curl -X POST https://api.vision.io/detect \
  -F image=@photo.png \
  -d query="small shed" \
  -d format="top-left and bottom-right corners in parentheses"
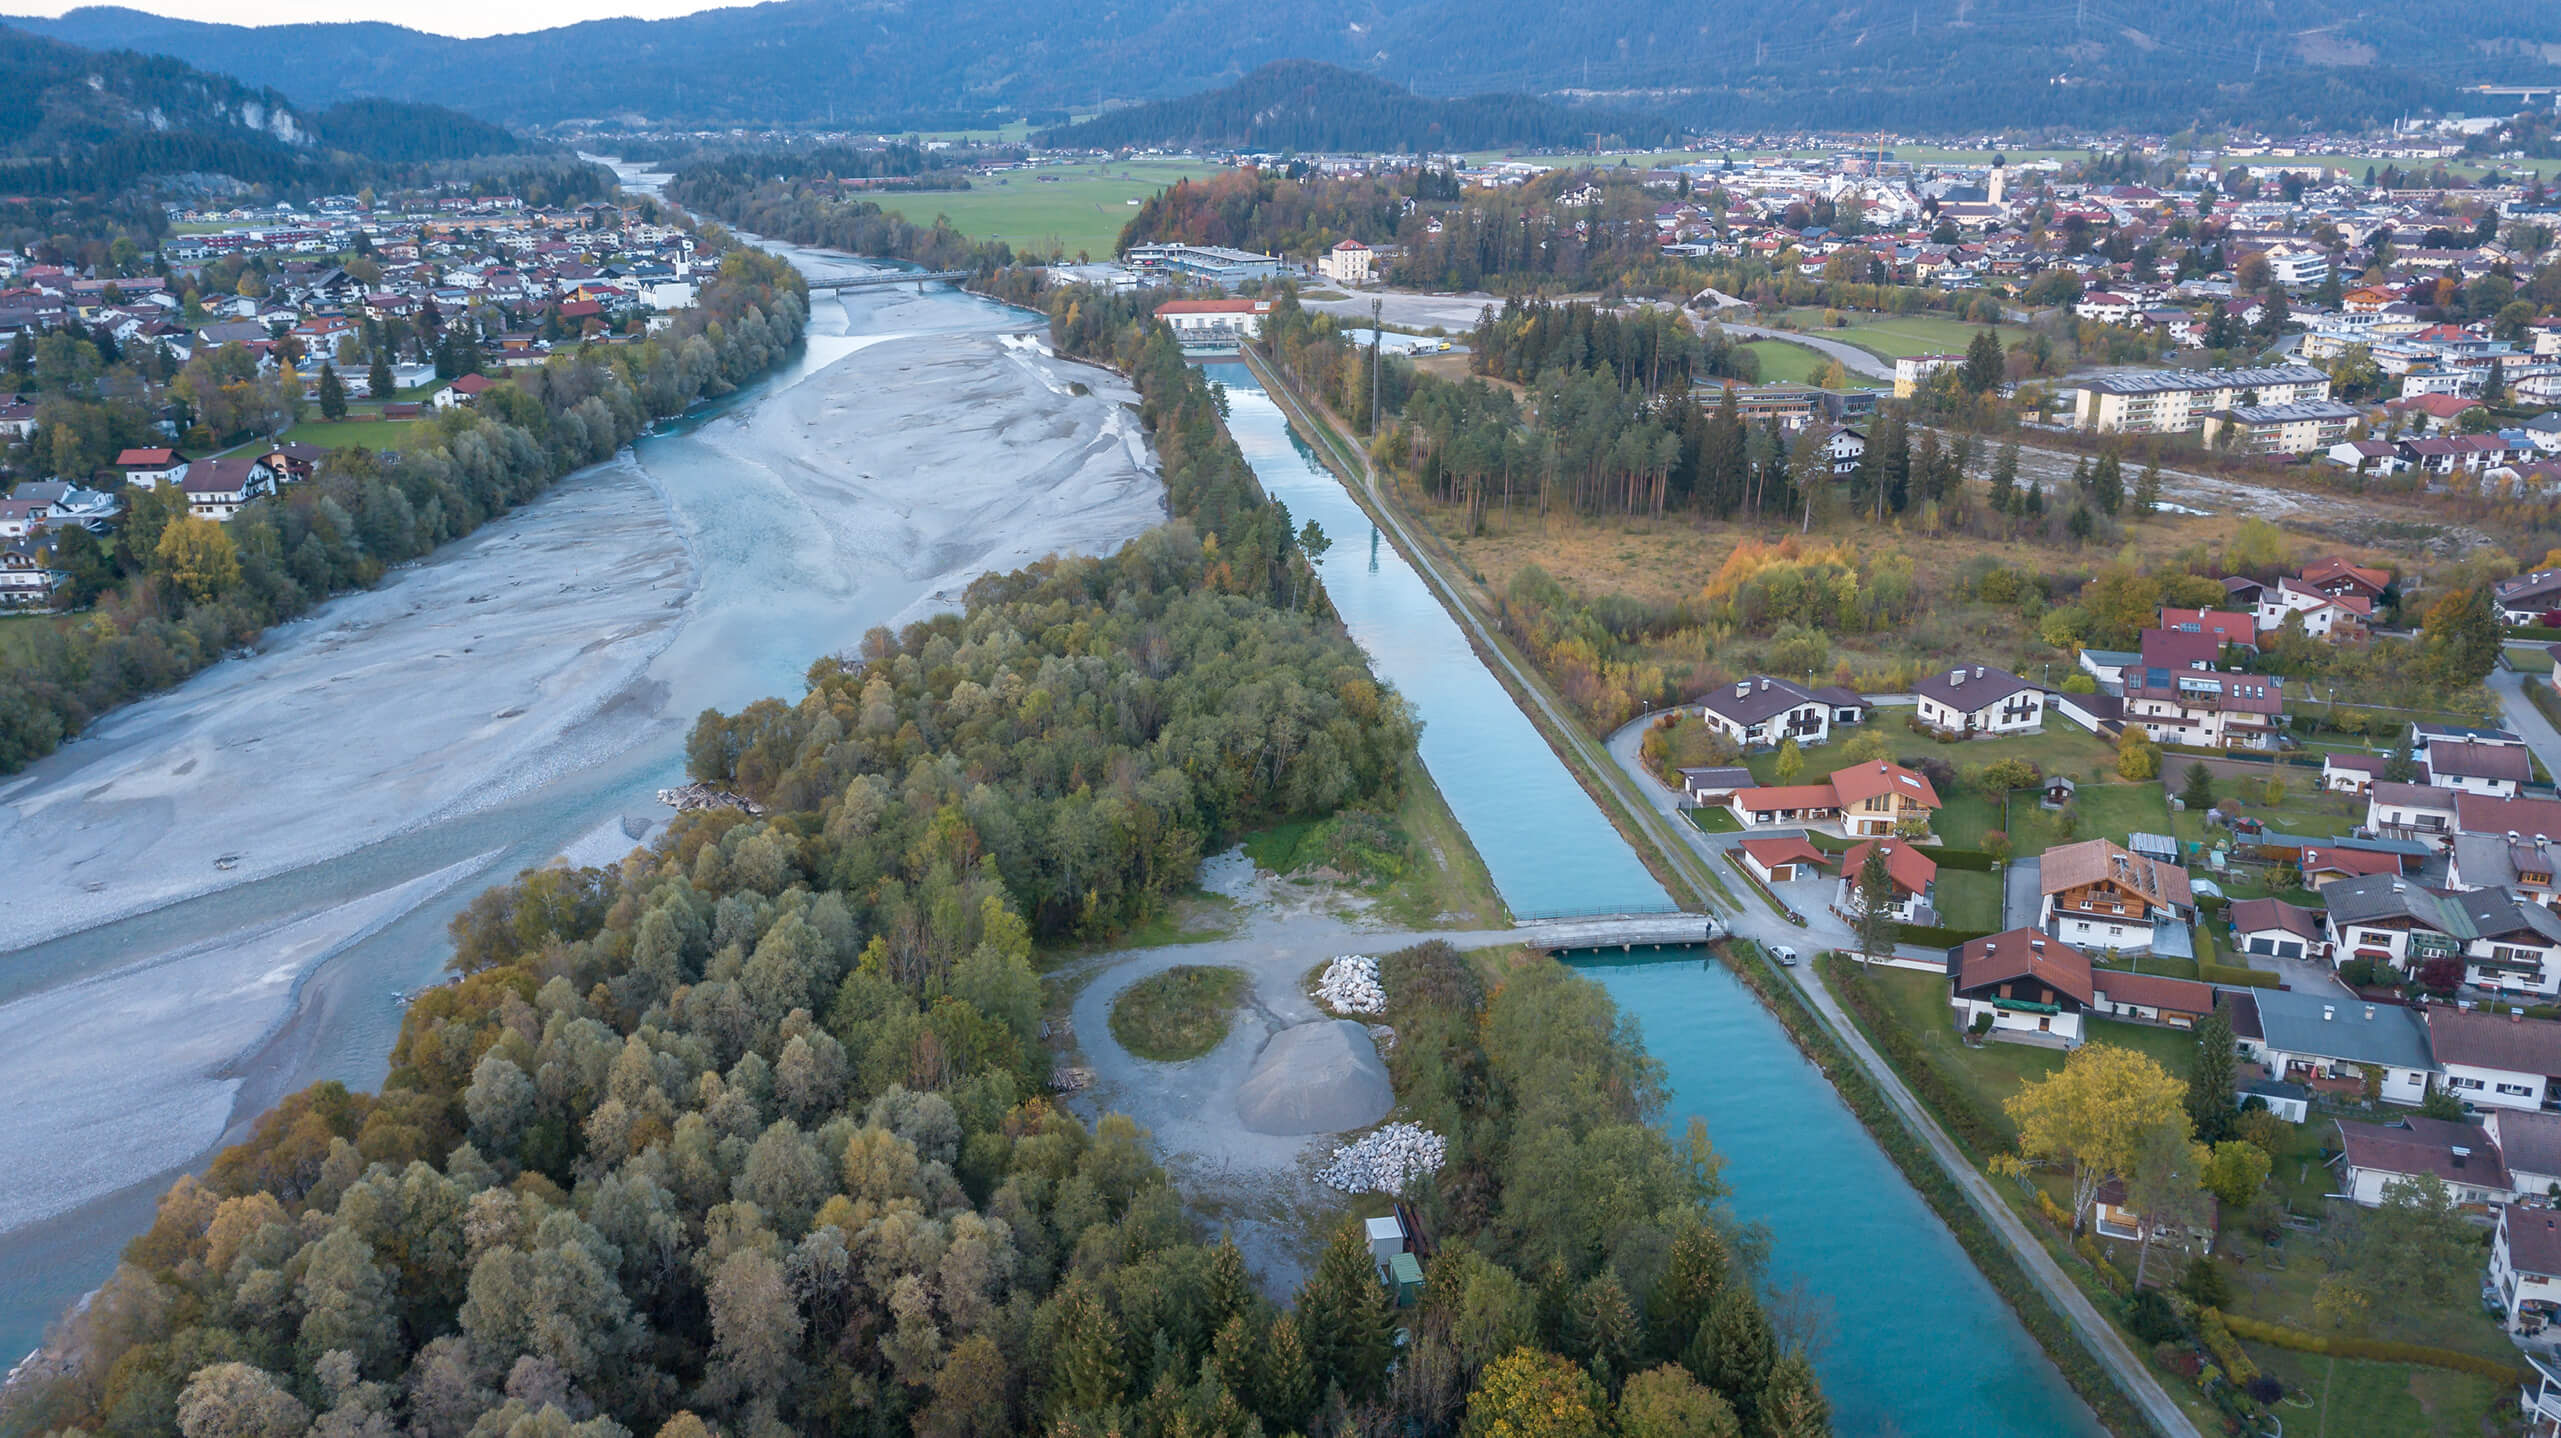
top-left (2238, 1078), bottom-right (2311, 1124)
top-left (2042, 775), bottom-right (2077, 810)
top-left (1365, 1214), bottom-right (1407, 1267)
top-left (2128, 831), bottom-right (2180, 865)
top-left (1385, 1251), bottom-right (1424, 1307)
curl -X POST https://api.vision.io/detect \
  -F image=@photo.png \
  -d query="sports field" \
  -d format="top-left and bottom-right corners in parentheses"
top-left (879, 157), bottom-right (1218, 260)
top-left (1739, 338), bottom-right (1884, 388)
top-left (1775, 309), bottom-right (2034, 361)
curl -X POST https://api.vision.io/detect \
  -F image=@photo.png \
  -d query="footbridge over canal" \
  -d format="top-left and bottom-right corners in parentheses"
top-left (1518, 911), bottom-right (1724, 954)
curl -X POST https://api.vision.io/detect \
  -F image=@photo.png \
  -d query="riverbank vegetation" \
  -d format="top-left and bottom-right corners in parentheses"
top-left (0, 247), bottom-right (809, 773)
top-left (1110, 967), bottom-right (1249, 1062)
top-left (0, 292), bottom-right (1833, 1438)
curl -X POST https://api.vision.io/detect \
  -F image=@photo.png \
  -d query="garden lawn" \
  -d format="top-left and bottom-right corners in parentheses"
top-left (2242, 1348), bottom-right (2501, 1438)
top-left (1107, 965), bottom-right (1248, 1062)
top-left (1738, 338), bottom-right (1881, 388)
top-left (1775, 308), bottom-right (2036, 361)
top-left (2507, 643), bottom-right (2557, 676)
top-left (1852, 964), bottom-right (2198, 1147)
top-left (0, 612), bottom-right (66, 664)
top-left (1932, 869), bottom-right (2004, 932)
top-left (1934, 779), bottom-right (2168, 855)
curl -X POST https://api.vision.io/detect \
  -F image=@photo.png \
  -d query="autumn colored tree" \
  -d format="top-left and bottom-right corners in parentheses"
top-left (2003, 1044), bottom-right (2189, 1230)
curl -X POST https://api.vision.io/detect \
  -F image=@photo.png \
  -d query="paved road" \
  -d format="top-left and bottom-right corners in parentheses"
top-left (2493, 662), bottom-right (2561, 784)
top-left (1253, 349), bottom-right (2198, 1437)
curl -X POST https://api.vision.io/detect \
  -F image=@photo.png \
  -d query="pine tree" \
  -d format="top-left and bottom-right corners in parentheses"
top-left (2186, 1008), bottom-right (2238, 1143)
top-left (1295, 1224), bottom-right (1391, 1402)
top-left (318, 363), bottom-right (347, 421)
top-left (1644, 1226), bottom-right (1732, 1364)
top-left (1759, 1353), bottom-right (1831, 1438)
top-left (2133, 463), bottom-right (2161, 517)
top-left (2068, 454), bottom-right (2091, 494)
top-left (2383, 733), bottom-right (2419, 783)
top-left (1961, 327), bottom-right (2005, 393)
top-left (1682, 1289), bottom-right (1774, 1422)
top-left (1204, 1237), bottom-right (1251, 1331)
top-left (1258, 1313), bottom-right (1317, 1431)
top-left (1568, 1272), bottom-right (1643, 1389)
top-left (2024, 482), bottom-right (2046, 516)
top-left (1989, 440), bottom-right (2019, 512)
top-left (2091, 450), bottom-right (2123, 515)
top-left (1049, 1285), bottom-right (1128, 1415)
top-left (369, 351), bottom-right (395, 402)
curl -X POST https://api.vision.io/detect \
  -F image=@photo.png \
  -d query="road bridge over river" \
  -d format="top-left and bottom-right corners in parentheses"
top-left (805, 270), bottom-right (968, 292)
top-left (1518, 912), bottom-right (1724, 953)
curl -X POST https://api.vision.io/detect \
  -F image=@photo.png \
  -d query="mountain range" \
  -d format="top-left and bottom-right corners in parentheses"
top-left (1040, 62), bottom-right (1677, 152)
top-left (0, 26), bottom-right (532, 197)
top-left (8, 0), bottom-right (2560, 134)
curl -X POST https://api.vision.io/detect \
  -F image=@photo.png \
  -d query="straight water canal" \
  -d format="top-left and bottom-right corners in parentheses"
top-left (1205, 362), bottom-right (2102, 1436)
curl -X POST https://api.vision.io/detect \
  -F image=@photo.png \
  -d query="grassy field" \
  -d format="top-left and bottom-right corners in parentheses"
top-left (1242, 763), bottom-right (1507, 930)
top-left (281, 418), bottom-right (427, 450)
top-left (1739, 338), bottom-right (1883, 388)
top-left (2245, 1349), bottom-right (2504, 1438)
top-left (878, 157), bottom-right (1216, 260)
top-left (1107, 964), bottom-right (1248, 1062)
top-left (1775, 308), bottom-right (2037, 361)
top-left (0, 612), bottom-right (65, 663)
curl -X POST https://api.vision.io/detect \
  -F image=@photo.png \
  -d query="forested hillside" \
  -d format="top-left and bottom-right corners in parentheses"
top-left (17, 0), bottom-right (2558, 132)
top-left (0, 287), bottom-right (1827, 1438)
top-left (1041, 61), bottom-right (1673, 153)
top-left (0, 28), bottom-right (527, 198)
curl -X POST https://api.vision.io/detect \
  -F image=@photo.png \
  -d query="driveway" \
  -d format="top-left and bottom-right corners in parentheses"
top-left (2004, 856), bottom-right (2042, 933)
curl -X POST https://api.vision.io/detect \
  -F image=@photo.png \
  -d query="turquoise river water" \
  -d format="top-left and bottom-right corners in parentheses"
top-left (1204, 361), bottom-right (2102, 1437)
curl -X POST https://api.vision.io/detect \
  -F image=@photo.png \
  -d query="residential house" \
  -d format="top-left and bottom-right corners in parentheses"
top-left (1317, 240), bottom-right (1375, 286)
top-left (2254, 577), bottom-right (2373, 641)
top-left (2321, 751), bottom-right (2408, 794)
top-left (2334, 1115), bottom-right (2510, 1205)
top-left (1910, 663), bottom-right (2044, 736)
top-left (2299, 557), bottom-right (2391, 604)
top-left (2199, 400), bottom-right (2362, 456)
top-left (178, 456), bottom-right (274, 522)
top-left (2492, 1205), bottom-right (2561, 1335)
top-left (2325, 438), bottom-right (2409, 475)
top-left (2091, 1174), bottom-right (2217, 1252)
top-left (2241, 987), bottom-right (2434, 1106)
top-left (2366, 781), bottom-right (2459, 849)
top-left (2460, 795), bottom-right (2561, 848)
top-left (1836, 839), bottom-right (1937, 923)
top-left (2072, 364), bottom-right (2330, 435)
top-left (2447, 889), bottom-right (2561, 997)
top-left (2428, 1008), bottom-right (2561, 1111)
top-left (2039, 838), bottom-right (2194, 953)
top-left (1696, 675), bottom-right (1836, 749)
top-left (1830, 760), bottom-right (1943, 838)
top-left (256, 441), bottom-right (329, 485)
top-left (1948, 928), bottom-right (2093, 1047)
top-left (2159, 607), bottom-right (2259, 650)
top-left (2300, 843), bottom-right (2408, 888)
top-left (2498, 570), bottom-right (2561, 625)
top-left (2492, 1108), bottom-right (2561, 1198)
top-left (2324, 874), bottom-right (2458, 970)
top-left (1726, 782), bottom-right (1842, 829)
top-left (2450, 830), bottom-right (2561, 908)
top-left (116, 447), bottom-right (189, 489)
top-left (2123, 640), bottom-right (2285, 750)
top-left (434, 372), bottom-right (499, 409)
top-left (1822, 425), bottom-right (1866, 475)
top-left (2229, 897), bottom-right (2324, 962)
top-left (0, 537), bottom-right (65, 609)
top-left (2090, 970), bottom-right (2216, 1027)
top-left (2428, 739), bottom-right (2532, 798)
top-left (1737, 835), bottom-right (1827, 886)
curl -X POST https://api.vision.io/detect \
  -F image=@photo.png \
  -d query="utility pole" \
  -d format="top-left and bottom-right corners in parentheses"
top-left (1370, 296), bottom-right (1383, 439)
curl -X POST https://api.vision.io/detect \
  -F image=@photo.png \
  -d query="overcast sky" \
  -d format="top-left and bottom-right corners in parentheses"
top-left (5, 0), bottom-right (753, 37)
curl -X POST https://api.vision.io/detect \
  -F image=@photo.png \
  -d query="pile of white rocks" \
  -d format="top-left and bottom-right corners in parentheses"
top-left (1318, 1122), bottom-right (1446, 1194)
top-left (1315, 955), bottom-right (1385, 1014)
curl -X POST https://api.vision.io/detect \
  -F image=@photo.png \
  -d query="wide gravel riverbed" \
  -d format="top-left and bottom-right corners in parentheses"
top-left (0, 231), bottom-right (1163, 1361)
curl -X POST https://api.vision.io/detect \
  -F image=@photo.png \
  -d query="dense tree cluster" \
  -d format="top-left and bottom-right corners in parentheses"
top-left (0, 277), bottom-right (1823, 1438)
top-left (1119, 169), bottom-right (1412, 263)
top-left (0, 249), bottom-right (809, 773)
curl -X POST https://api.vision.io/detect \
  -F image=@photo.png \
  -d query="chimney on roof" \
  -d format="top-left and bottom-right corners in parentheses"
top-left (1975, 665), bottom-right (1986, 679)
top-left (1760, 678), bottom-right (1770, 691)
top-left (1950, 668), bottom-right (1965, 686)
top-left (1737, 681), bottom-right (1751, 699)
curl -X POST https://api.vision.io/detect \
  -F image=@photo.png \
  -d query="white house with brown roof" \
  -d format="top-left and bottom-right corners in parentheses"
top-left (2426, 739), bottom-right (2532, 799)
top-left (1910, 663), bottom-right (2044, 736)
top-left (1948, 928), bottom-right (2092, 1047)
top-left (2492, 1204), bottom-right (2561, 1333)
top-left (2334, 1115), bottom-right (2510, 1206)
top-left (2429, 1008), bottom-right (2561, 1112)
top-left (178, 456), bottom-right (275, 522)
top-left (1836, 839), bottom-right (1936, 923)
top-left (2091, 970), bottom-right (2216, 1028)
top-left (2366, 780), bottom-right (2459, 849)
top-left (2039, 838), bottom-right (2194, 953)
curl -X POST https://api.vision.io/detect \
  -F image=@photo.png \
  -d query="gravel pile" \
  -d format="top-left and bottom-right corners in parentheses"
top-left (1318, 1122), bottom-right (1447, 1194)
top-left (1316, 955), bottom-right (1385, 1014)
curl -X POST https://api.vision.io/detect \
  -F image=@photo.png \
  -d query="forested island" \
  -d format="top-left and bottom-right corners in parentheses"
top-left (1, 293), bottom-right (1830, 1438)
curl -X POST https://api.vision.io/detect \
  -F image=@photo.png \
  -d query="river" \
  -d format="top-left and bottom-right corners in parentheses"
top-left (1204, 361), bottom-right (2100, 1437)
top-left (0, 233), bottom-right (1165, 1364)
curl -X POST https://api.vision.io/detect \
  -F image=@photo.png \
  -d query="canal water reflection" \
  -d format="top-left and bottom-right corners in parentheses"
top-left (1207, 364), bottom-right (2101, 1436)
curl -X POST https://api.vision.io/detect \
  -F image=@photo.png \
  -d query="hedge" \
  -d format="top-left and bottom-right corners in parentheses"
top-left (1926, 845), bottom-right (2000, 871)
top-left (2214, 1310), bottom-right (2532, 1384)
top-left (2199, 961), bottom-right (2283, 988)
top-left (2196, 1308), bottom-right (2259, 1386)
top-left (1735, 946), bottom-right (2164, 1437)
top-left (1898, 922), bottom-right (1999, 947)
top-left (1820, 954), bottom-right (2011, 1157)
